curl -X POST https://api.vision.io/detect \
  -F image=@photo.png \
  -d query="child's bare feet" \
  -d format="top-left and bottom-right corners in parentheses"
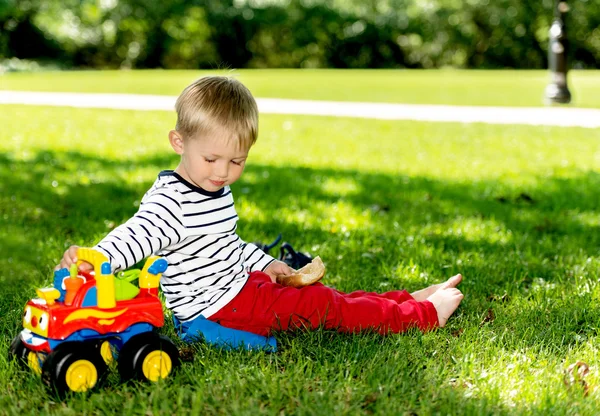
top-left (411, 274), bottom-right (462, 301)
top-left (427, 287), bottom-right (464, 327)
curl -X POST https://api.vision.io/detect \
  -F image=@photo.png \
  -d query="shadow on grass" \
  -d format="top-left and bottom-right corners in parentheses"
top-left (1, 150), bottom-right (600, 351)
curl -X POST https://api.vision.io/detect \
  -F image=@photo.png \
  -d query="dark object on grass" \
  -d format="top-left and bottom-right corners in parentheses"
top-left (253, 234), bottom-right (313, 269)
top-left (253, 234), bottom-right (282, 254)
top-left (495, 196), bottom-right (508, 203)
top-left (178, 346), bottom-right (196, 362)
top-left (516, 192), bottom-right (535, 204)
top-left (480, 308), bottom-right (495, 326)
top-left (279, 242), bottom-right (313, 270)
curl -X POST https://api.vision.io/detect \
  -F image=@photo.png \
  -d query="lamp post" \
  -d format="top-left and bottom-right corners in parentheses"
top-left (545, 0), bottom-right (571, 104)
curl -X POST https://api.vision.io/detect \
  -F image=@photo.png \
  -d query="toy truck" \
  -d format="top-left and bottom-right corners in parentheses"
top-left (8, 248), bottom-right (180, 395)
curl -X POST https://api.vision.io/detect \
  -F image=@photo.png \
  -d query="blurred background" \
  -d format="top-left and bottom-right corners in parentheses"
top-left (1, 0), bottom-right (598, 72)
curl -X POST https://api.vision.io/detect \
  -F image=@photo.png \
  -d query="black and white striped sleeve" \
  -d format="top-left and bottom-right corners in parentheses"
top-left (95, 189), bottom-right (186, 272)
top-left (241, 241), bottom-right (276, 272)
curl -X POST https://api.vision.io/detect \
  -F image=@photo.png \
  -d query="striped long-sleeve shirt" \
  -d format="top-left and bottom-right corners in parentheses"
top-left (95, 170), bottom-right (275, 322)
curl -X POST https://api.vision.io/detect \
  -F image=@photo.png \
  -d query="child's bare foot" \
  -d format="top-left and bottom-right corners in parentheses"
top-left (411, 274), bottom-right (462, 301)
top-left (427, 288), bottom-right (464, 327)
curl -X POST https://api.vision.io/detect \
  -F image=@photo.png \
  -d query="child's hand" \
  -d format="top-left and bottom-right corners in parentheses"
top-left (264, 260), bottom-right (294, 283)
top-left (56, 245), bottom-right (94, 273)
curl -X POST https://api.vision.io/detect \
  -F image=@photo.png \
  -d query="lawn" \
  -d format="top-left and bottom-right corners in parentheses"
top-left (1, 71), bottom-right (600, 414)
top-left (1, 69), bottom-right (600, 108)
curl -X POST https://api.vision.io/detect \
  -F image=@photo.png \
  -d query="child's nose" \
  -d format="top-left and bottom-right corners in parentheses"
top-left (215, 161), bottom-right (228, 178)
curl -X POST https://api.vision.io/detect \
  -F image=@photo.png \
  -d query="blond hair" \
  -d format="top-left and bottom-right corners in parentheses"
top-left (175, 76), bottom-right (258, 149)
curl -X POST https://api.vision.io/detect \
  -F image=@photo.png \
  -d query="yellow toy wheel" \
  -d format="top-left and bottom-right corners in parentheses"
top-left (41, 342), bottom-right (107, 396)
top-left (118, 332), bottom-right (180, 383)
top-left (99, 341), bottom-right (114, 364)
top-left (142, 350), bottom-right (173, 381)
top-left (65, 359), bottom-right (98, 392)
top-left (27, 351), bottom-right (44, 375)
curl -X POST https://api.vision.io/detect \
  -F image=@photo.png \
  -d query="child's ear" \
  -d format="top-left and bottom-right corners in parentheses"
top-left (169, 130), bottom-right (185, 155)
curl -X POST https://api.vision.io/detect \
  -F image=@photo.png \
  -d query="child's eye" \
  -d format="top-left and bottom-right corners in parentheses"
top-left (204, 158), bottom-right (215, 163)
top-left (231, 160), bottom-right (243, 166)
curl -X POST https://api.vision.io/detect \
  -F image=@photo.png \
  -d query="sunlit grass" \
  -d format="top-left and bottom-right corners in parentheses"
top-left (1, 101), bottom-right (600, 414)
top-left (1, 69), bottom-right (600, 108)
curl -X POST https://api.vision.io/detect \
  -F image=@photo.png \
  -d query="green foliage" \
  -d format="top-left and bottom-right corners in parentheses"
top-left (0, 0), bottom-right (599, 69)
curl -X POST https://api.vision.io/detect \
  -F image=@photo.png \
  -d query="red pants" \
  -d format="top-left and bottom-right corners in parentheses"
top-left (208, 271), bottom-right (439, 336)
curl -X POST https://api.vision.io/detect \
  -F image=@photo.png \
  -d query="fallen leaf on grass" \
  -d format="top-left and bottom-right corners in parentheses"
top-left (361, 393), bottom-right (378, 411)
top-left (178, 347), bottom-right (196, 362)
top-left (449, 377), bottom-right (474, 389)
top-left (480, 308), bottom-right (495, 326)
top-left (564, 361), bottom-right (590, 397)
top-left (487, 292), bottom-right (510, 303)
top-left (451, 328), bottom-right (464, 337)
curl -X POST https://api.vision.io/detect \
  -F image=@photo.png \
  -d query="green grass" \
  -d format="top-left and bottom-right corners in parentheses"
top-left (2, 73), bottom-right (600, 414)
top-left (1, 69), bottom-right (600, 108)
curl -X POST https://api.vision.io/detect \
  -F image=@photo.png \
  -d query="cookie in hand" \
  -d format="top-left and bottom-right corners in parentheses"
top-left (276, 256), bottom-right (325, 288)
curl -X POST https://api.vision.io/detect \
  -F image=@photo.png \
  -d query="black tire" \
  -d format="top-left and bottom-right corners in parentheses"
top-left (118, 332), bottom-right (180, 383)
top-left (8, 335), bottom-right (29, 368)
top-left (9, 335), bottom-right (48, 374)
top-left (41, 342), bottom-right (108, 396)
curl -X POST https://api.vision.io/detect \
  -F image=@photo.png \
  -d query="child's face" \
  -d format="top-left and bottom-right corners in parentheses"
top-left (171, 130), bottom-right (249, 192)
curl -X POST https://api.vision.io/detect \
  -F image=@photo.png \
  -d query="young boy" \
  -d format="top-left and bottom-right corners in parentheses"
top-left (58, 76), bottom-right (463, 342)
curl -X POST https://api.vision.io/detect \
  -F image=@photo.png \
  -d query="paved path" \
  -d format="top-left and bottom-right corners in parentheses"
top-left (1, 90), bottom-right (598, 128)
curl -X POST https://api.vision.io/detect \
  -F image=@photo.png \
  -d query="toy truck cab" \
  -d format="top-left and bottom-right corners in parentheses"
top-left (9, 248), bottom-right (180, 395)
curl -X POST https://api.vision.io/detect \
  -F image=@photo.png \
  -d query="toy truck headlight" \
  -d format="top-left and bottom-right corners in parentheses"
top-left (23, 306), bottom-right (32, 325)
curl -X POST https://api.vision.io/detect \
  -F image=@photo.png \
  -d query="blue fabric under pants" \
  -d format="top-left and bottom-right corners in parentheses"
top-left (173, 315), bottom-right (277, 352)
